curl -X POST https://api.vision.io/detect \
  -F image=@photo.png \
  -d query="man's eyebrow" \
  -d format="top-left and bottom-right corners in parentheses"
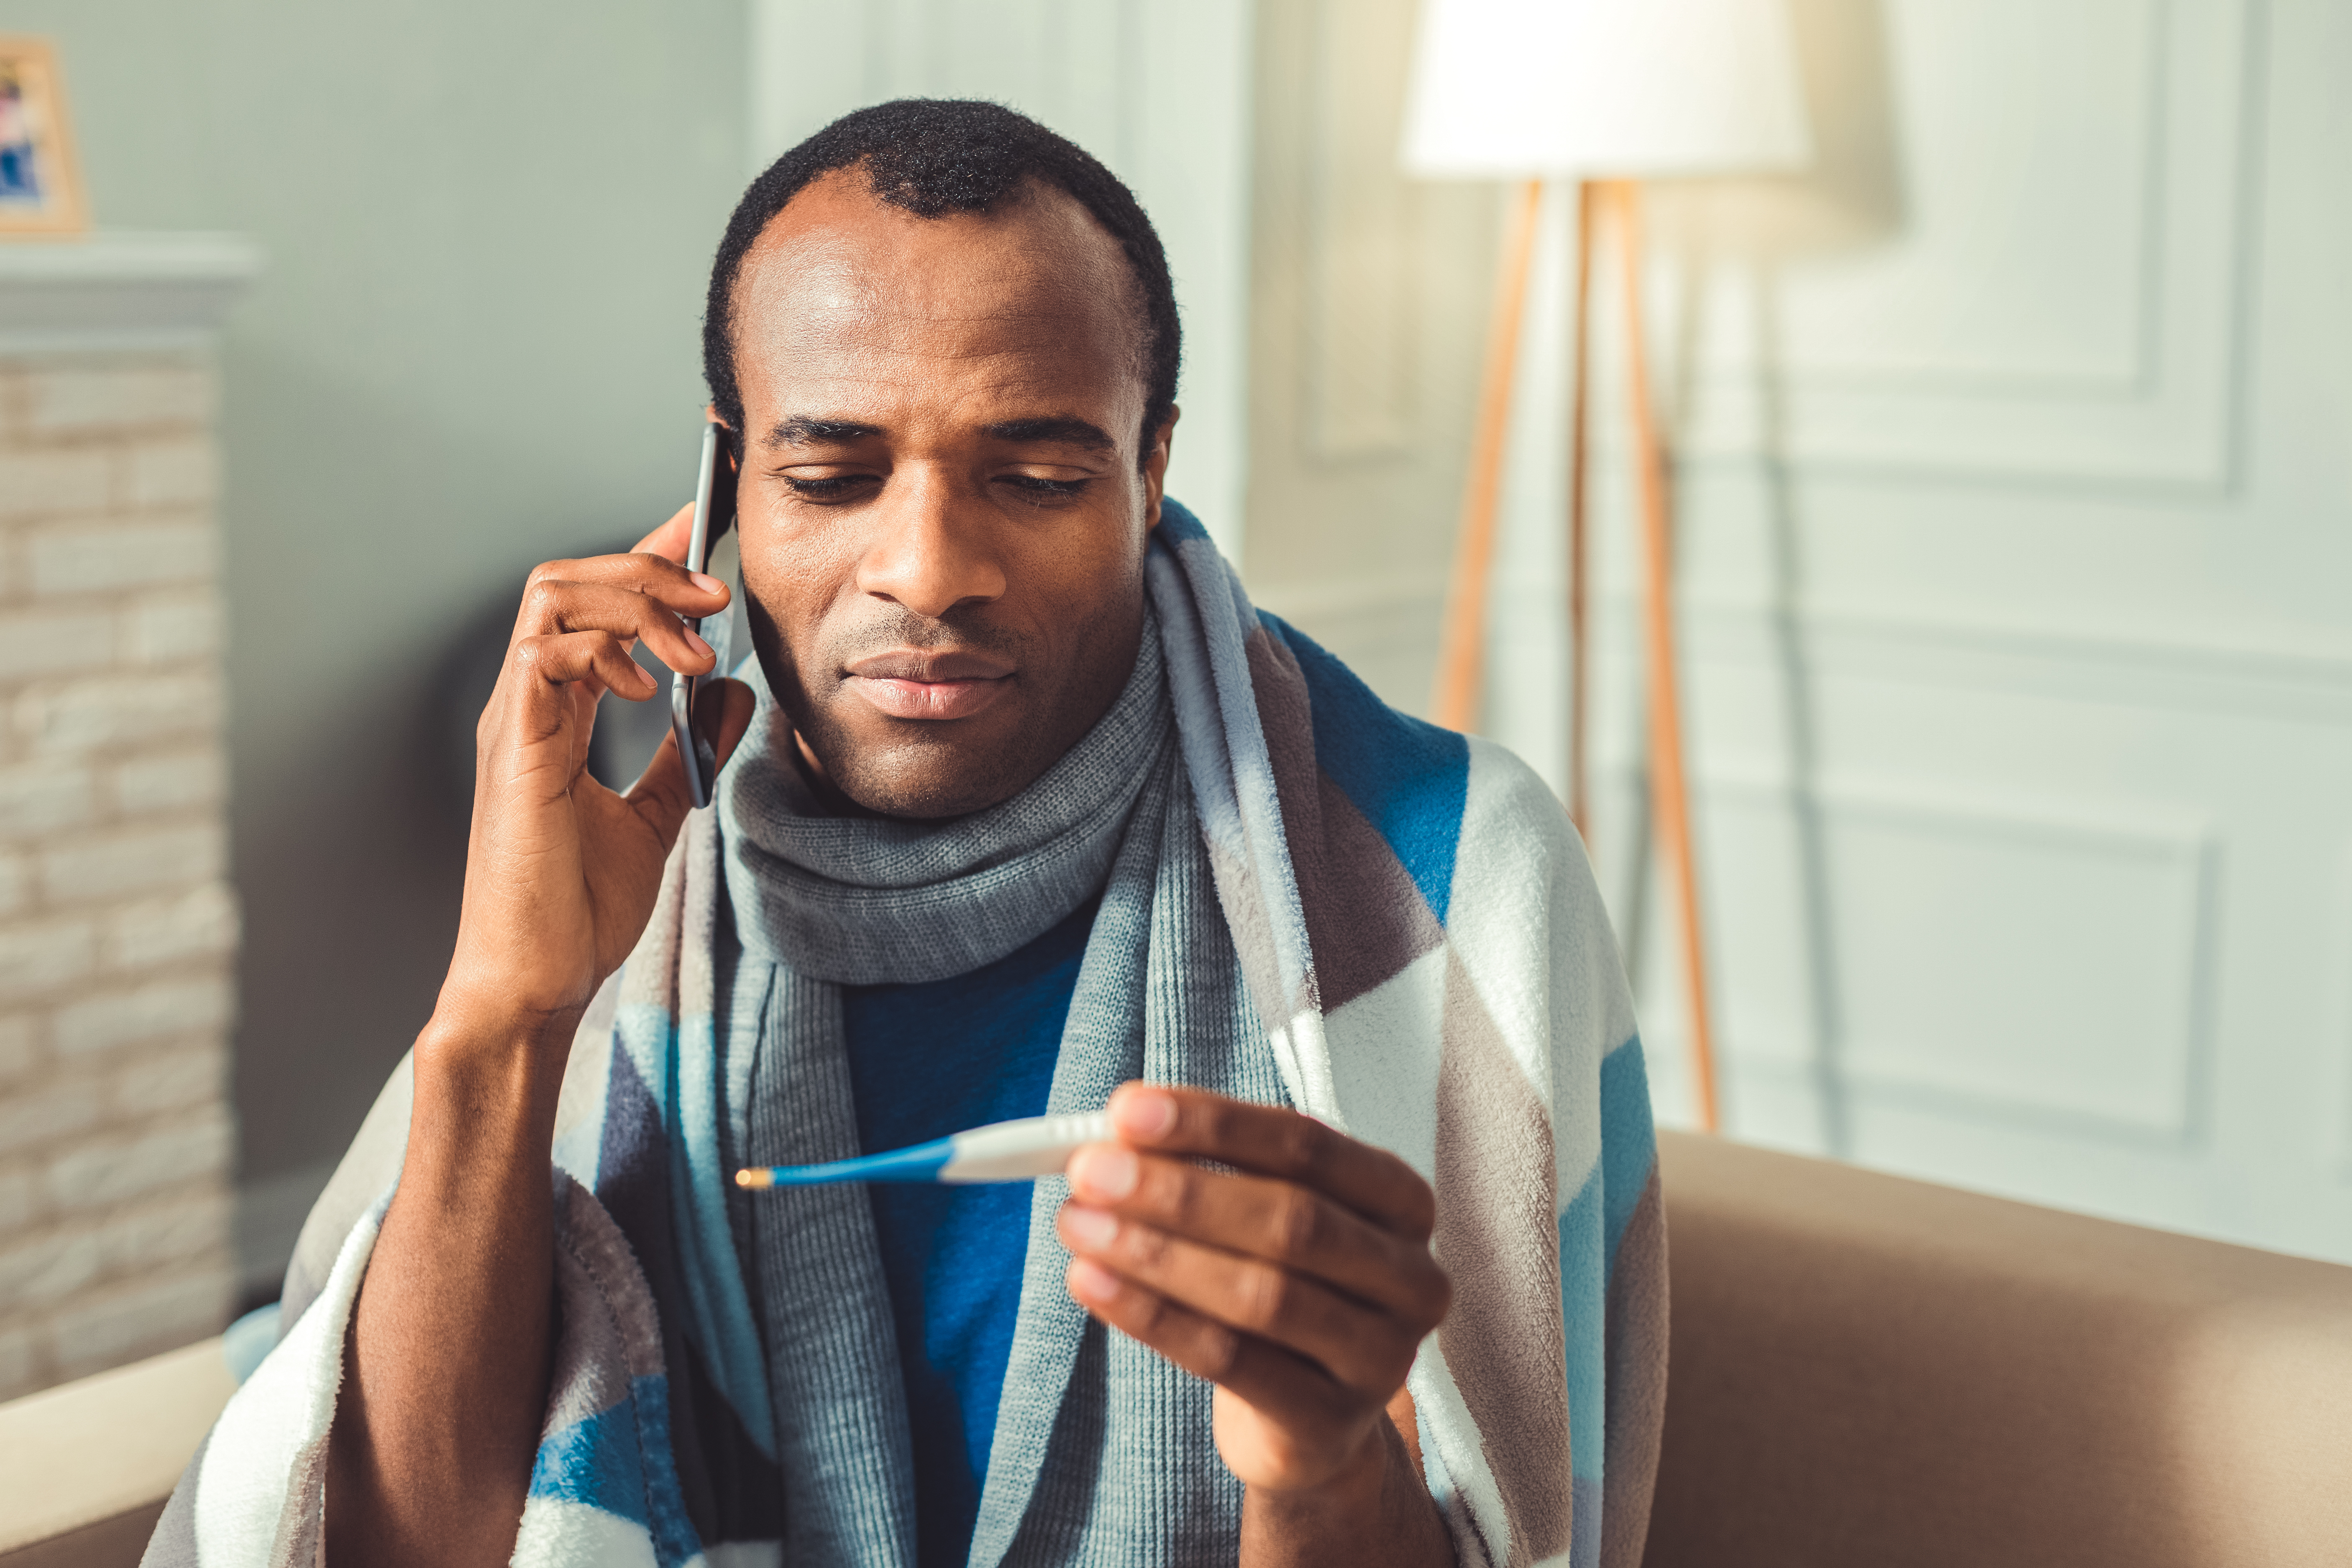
top-left (982, 417), bottom-right (1116, 452)
top-left (765, 416), bottom-right (884, 449)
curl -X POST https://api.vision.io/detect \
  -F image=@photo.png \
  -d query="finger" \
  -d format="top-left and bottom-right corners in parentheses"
top-left (1065, 1258), bottom-right (1354, 1429)
top-left (525, 504), bottom-right (728, 616)
top-left (1105, 1085), bottom-right (1437, 1241)
top-left (1064, 1145), bottom-right (1449, 1322)
top-left (631, 501), bottom-right (696, 561)
top-left (513, 580), bottom-right (714, 678)
top-left (509, 630), bottom-right (659, 706)
top-left (623, 676), bottom-right (757, 837)
top-left (1057, 1205), bottom-right (1419, 1396)
top-left (522, 554), bottom-right (730, 624)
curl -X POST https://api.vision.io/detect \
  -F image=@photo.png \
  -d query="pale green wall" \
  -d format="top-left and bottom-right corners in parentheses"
top-left (5, 2), bottom-right (748, 1208)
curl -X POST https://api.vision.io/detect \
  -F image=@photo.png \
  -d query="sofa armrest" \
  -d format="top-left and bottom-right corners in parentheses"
top-left (0, 1340), bottom-right (234, 1566)
top-left (1645, 1131), bottom-right (2352, 1568)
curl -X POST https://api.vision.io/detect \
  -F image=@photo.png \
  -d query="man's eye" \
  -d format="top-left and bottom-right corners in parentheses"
top-left (779, 474), bottom-right (876, 500)
top-left (1000, 475), bottom-right (1090, 500)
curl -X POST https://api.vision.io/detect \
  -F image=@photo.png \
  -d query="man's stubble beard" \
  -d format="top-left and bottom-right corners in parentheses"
top-left (742, 586), bottom-right (1145, 821)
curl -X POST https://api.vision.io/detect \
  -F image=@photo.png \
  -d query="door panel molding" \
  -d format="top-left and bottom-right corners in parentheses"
top-left (1631, 0), bottom-right (2257, 487)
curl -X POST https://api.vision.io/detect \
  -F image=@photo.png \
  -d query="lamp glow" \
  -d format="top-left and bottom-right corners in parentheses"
top-left (1402, 0), bottom-right (1812, 178)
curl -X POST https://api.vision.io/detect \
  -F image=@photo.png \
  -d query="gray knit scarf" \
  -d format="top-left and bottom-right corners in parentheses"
top-left (714, 616), bottom-right (1285, 1565)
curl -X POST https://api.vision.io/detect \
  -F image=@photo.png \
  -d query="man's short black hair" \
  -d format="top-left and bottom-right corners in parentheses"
top-left (703, 99), bottom-right (1180, 468)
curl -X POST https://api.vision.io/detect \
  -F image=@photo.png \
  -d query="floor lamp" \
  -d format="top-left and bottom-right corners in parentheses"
top-left (1403, 0), bottom-right (1812, 1133)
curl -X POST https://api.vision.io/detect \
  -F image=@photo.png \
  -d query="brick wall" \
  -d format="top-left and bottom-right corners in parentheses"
top-left (0, 353), bottom-right (236, 1398)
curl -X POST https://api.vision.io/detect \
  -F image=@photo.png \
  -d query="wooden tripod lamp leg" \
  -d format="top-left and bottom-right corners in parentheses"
top-left (1434, 177), bottom-right (1546, 733)
top-left (1610, 179), bottom-right (1722, 1134)
top-left (1567, 180), bottom-right (1596, 839)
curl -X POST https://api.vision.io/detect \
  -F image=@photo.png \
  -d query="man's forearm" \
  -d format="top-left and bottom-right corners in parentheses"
top-left (325, 1013), bottom-right (573, 1567)
top-left (1241, 1417), bottom-right (1457, 1568)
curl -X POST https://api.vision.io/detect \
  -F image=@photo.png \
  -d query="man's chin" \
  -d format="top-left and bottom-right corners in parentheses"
top-left (809, 717), bottom-right (1047, 821)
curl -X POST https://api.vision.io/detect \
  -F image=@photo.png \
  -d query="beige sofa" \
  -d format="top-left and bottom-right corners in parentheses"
top-left (0, 1339), bottom-right (234, 1566)
top-left (1646, 1131), bottom-right (2352, 1568)
top-left (6, 1133), bottom-right (2349, 1565)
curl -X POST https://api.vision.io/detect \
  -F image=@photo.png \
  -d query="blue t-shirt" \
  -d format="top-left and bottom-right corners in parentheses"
top-left (841, 895), bottom-right (1096, 1568)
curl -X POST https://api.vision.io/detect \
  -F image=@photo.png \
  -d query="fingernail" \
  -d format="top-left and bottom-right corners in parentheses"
top-left (1070, 1146), bottom-right (1137, 1201)
top-left (1060, 1205), bottom-right (1118, 1250)
top-left (684, 630), bottom-right (713, 659)
top-left (1067, 1258), bottom-right (1121, 1304)
top-left (1113, 1087), bottom-right (1176, 1140)
top-left (690, 572), bottom-right (724, 594)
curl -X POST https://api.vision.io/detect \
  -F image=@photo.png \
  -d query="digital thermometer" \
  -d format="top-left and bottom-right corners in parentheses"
top-left (734, 1111), bottom-right (1113, 1189)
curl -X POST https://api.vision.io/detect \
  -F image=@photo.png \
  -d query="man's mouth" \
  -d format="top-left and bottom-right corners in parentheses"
top-left (841, 648), bottom-right (1016, 721)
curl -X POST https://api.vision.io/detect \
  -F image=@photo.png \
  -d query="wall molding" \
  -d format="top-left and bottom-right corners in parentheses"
top-left (1261, 570), bottom-right (2352, 727)
top-left (1639, 767), bottom-right (2216, 1143)
top-left (1628, 0), bottom-right (2257, 489)
top-left (1707, 1051), bottom-right (2205, 1154)
top-left (1664, 597), bottom-right (2352, 727)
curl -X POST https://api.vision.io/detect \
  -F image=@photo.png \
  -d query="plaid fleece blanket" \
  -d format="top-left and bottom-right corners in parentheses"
top-left (145, 503), bottom-right (1665, 1567)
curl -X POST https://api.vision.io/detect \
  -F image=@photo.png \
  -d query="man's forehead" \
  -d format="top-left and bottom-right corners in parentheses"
top-left (730, 171), bottom-right (1143, 388)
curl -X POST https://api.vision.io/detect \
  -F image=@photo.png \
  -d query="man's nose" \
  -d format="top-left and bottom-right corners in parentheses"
top-left (853, 467), bottom-right (1008, 620)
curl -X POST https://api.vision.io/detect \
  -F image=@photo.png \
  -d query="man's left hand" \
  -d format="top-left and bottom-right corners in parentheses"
top-left (1056, 1082), bottom-right (1454, 1537)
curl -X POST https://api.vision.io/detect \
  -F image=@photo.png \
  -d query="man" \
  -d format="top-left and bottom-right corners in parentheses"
top-left (154, 101), bottom-right (1664, 1568)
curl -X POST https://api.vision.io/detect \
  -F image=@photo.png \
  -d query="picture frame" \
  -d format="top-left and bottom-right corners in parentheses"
top-left (0, 37), bottom-right (87, 236)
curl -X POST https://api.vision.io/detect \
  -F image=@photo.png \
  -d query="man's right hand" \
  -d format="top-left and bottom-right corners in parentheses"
top-left (440, 502), bottom-right (757, 1040)
top-left (327, 506), bottom-right (756, 1568)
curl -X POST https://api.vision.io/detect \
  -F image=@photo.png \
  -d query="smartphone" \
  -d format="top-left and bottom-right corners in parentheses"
top-left (671, 422), bottom-right (738, 808)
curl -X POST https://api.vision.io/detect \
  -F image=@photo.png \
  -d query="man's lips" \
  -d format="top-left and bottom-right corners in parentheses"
top-left (842, 648), bottom-right (1016, 721)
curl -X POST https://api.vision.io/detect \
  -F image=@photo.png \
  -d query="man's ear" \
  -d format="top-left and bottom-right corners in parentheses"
top-left (1142, 406), bottom-right (1180, 530)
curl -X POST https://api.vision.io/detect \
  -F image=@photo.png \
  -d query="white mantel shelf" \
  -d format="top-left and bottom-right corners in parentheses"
top-left (0, 232), bottom-right (263, 355)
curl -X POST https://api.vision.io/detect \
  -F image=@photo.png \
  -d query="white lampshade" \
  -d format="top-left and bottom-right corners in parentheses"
top-left (1402, 0), bottom-right (1812, 178)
